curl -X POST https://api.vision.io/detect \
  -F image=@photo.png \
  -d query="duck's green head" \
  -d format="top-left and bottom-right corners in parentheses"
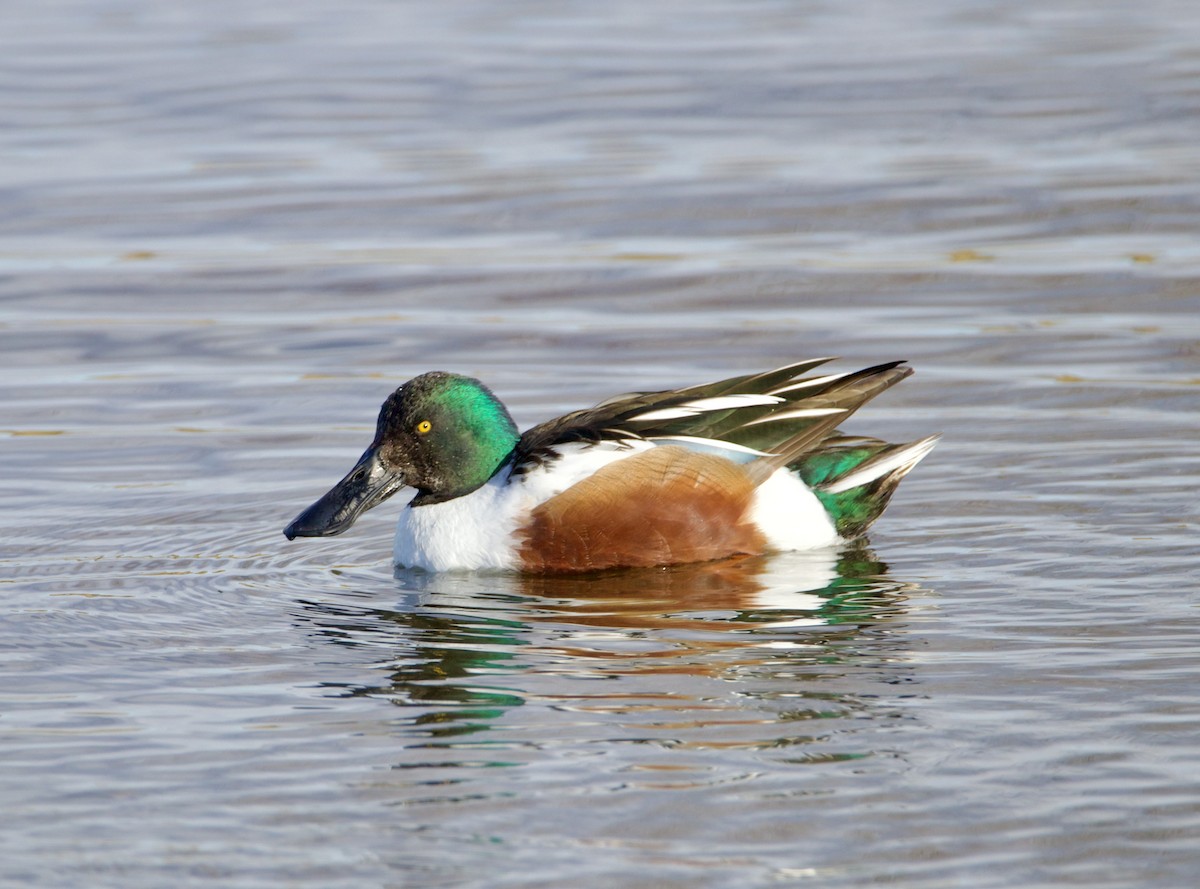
top-left (284, 372), bottom-right (519, 539)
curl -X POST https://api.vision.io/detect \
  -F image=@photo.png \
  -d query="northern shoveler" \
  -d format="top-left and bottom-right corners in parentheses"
top-left (284, 358), bottom-right (938, 573)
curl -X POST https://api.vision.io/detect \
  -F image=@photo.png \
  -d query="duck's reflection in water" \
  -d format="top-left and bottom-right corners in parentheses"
top-left (297, 547), bottom-right (923, 763)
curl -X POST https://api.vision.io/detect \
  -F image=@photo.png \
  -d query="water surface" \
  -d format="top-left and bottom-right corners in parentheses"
top-left (3, 1), bottom-right (1199, 887)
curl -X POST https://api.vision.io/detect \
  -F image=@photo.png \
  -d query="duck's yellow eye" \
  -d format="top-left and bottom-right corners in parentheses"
top-left (416, 420), bottom-right (432, 435)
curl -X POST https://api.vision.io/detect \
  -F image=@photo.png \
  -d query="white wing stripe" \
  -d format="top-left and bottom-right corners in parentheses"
top-left (630, 407), bottom-right (699, 422)
top-left (679, 394), bottom-right (783, 411)
top-left (630, 393), bottom-right (784, 423)
top-left (768, 373), bottom-right (849, 395)
top-left (744, 407), bottom-right (846, 426)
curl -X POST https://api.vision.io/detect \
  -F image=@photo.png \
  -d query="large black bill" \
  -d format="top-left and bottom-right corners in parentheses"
top-left (283, 447), bottom-right (405, 540)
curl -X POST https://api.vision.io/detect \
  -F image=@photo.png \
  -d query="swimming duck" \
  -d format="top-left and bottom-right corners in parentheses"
top-left (284, 358), bottom-right (937, 573)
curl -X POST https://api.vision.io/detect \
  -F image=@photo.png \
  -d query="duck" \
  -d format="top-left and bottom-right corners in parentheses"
top-left (283, 358), bottom-right (938, 573)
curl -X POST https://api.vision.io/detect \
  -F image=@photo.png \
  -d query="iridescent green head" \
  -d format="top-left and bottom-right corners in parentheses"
top-left (284, 372), bottom-right (519, 539)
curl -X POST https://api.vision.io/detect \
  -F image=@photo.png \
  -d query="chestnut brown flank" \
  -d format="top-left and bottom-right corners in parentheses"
top-left (517, 446), bottom-right (768, 572)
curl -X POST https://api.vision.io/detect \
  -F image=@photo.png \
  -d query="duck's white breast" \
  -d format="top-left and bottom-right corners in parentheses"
top-left (393, 474), bottom-right (527, 572)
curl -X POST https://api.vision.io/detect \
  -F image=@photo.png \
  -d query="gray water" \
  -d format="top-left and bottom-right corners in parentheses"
top-left (3, 1), bottom-right (1199, 887)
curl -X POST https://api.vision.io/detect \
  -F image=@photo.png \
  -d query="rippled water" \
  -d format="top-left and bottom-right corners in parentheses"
top-left (3, 1), bottom-right (1199, 887)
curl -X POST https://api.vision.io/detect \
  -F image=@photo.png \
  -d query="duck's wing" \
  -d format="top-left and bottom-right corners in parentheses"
top-left (511, 358), bottom-right (912, 477)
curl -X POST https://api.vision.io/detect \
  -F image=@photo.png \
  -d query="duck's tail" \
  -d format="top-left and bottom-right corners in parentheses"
top-left (796, 434), bottom-right (941, 537)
